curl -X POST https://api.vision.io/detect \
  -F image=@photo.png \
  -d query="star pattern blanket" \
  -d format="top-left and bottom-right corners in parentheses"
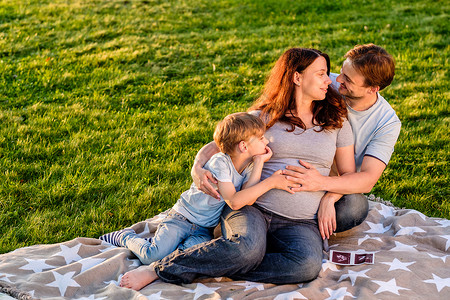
top-left (1, 199), bottom-right (449, 300)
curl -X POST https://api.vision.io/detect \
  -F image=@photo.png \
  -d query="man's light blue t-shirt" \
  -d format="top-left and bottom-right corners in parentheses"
top-left (330, 73), bottom-right (401, 170)
top-left (173, 152), bottom-right (252, 228)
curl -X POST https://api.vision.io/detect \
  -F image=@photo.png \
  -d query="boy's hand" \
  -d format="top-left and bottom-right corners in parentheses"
top-left (268, 170), bottom-right (301, 194)
top-left (192, 167), bottom-right (220, 199)
top-left (253, 146), bottom-right (273, 164)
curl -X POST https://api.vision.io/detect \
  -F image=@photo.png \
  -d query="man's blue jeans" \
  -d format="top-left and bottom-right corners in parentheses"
top-left (120, 209), bottom-right (213, 265)
top-left (155, 193), bottom-right (368, 284)
top-left (335, 193), bottom-right (369, 233)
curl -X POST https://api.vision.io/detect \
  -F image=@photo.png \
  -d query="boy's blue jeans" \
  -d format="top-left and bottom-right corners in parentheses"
top-left (120, 209), bottom-right (213, 265)
top-left (154, 193), bottom-right (368, 284)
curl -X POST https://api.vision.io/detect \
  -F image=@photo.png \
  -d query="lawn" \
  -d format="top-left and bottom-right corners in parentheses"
top-left (0, 0), bottom-right (448, 254)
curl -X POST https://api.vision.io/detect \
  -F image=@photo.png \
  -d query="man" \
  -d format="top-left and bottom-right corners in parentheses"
top-left (282, 43), bottom-right (401, 239)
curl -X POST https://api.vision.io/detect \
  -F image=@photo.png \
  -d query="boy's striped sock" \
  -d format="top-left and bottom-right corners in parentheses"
top-left (99, 229), bottom-right (135, 246)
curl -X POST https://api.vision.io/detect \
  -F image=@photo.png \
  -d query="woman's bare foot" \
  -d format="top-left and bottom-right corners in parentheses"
top-left (120, 264), bottom-right (159, 291)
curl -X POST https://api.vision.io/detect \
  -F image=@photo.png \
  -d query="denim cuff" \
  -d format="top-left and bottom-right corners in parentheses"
top-left (154, 264), bottom-right (184, 284)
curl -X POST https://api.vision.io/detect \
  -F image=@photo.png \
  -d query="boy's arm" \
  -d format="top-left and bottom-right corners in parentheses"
top-left (242, 158), bottom-right (264, 189)
top-left (191, 141), bottom-right (221, 199)
top-left (241, 146), bottom-right (273, 189)
top-left (218, 171), bottom-right (298, 210)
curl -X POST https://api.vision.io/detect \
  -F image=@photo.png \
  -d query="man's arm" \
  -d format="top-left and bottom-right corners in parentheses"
top-left (284, 155), bottom-right (386, 194)
top-left (315, 144), bottom-right (355, 239)
top-left (191, 141), bottom-right (221, 199)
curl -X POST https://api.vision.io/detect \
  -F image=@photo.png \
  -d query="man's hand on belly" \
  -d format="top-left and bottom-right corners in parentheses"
top-left (282, 160), bottom-right (324, 192)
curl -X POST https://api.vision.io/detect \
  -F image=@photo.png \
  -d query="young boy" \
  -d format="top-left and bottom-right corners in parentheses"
top-left (100, 112), bottom-right (295, 271)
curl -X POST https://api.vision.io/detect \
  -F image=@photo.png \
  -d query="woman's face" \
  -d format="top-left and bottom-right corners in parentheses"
top-left (298, 56), bottom-right (332, 101)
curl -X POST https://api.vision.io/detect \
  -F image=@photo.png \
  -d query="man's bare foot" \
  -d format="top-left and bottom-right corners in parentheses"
top-left (120, 264), bottom-right (159, 291)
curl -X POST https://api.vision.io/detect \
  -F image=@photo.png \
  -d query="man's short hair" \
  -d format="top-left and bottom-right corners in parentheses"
top-left (345, 44), bottom-right (395, 90)
top-left (214, 112), bottom-right (265, 154)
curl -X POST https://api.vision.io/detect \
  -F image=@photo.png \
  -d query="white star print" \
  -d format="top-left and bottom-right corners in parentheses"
top-left (338, 269), bottom-right (370, 286)
top-left (274, 291), bottom-right (307, 299)
top-left (46, 271), bottom-right (81, 296)
top-left (404, 210), bottom-right (427, 221)
top-left (54, 244), bottom-right (83, 264)
top-left (424, 273), bottom-right (450, 292)
top-left (75, 295), bottom-right (107, 300)
top-left (394, 225), bottom-right (426, 236)
top-left (234, 281), bottom-right (265, 291)
top-left (376, 204), bottom-right (395, 218)
top-left (325, 287), bottom-right (356, 300)
top-left (98, 243), bottom-right (117, 252)
top-left (19, 258), bottom-right (55, 273)
top-left (103, 275), bottom-right (122, 286)
top-left (364, 222), bottom-right (392, 234)
top-left (390, 241), bottom-right (418, 252)
top-left (380, 258), bottom-right (415, 271)
top-left (438, 235), bottom-right (450, 251)
top-left (145, 291), bottom-right (168, 300)
top-left (0, 273), bottom-right (14, 283)
top-left (373, 278), bottom-right (409, 295)
top-left (183, 283), bottom-right (220, 300)
top-left (321, 259), bottom-right (340, 272)
top-left (127, 257), bottom-right (141, 268)
top-left (138, 223), bottom-right (151, 238)
top-left (214, 277), bottom-right (223, 282)
top-left (428, 253), bottom-right (449, 263)
top-left (78, 257), bottom-right (106, 273)
top-left (435, 219), bottom-right (450, 227)
top-left (358, 234), bottom-right (382, 245)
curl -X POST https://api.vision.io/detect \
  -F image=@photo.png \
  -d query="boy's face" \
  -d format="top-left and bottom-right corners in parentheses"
top-left (245, 134), bottom-right (269, 156)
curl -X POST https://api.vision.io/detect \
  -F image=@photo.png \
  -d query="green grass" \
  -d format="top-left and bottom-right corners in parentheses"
top-left (0, 0), bottom-right (448, 253)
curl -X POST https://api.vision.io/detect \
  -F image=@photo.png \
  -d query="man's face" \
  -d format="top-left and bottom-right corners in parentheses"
top-left (336, 58), bottom-right (370, 100)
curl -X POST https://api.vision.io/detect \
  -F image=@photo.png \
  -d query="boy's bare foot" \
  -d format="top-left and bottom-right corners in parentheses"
top-left (120, 264), bottom-right (159, 291)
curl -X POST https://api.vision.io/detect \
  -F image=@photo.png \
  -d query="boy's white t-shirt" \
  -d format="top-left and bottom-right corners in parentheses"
top-left (173, 152), bottom-right (252, 228)
top-left (330, 73), bottom-right (401, 170)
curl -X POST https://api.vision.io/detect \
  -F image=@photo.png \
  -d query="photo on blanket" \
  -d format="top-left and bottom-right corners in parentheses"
top-left (332, 251), bottom-right (351, 265)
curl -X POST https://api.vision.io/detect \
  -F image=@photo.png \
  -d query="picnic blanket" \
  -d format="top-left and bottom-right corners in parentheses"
top-left (1, 197), bottom-right (449, 300)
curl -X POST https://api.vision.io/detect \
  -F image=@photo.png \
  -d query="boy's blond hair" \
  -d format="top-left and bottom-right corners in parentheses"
top-left (213, 112), bottom-right (265, 155)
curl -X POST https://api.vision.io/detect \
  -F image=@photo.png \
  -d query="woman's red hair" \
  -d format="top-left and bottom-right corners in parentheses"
top-left (249, 48), bottom-right (347, 132)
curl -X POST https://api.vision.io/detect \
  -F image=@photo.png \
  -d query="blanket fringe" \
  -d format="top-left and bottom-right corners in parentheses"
top-left (366, 194), bottom-right (402, 209)
top-left (0, 282), bottom-right (34, 300)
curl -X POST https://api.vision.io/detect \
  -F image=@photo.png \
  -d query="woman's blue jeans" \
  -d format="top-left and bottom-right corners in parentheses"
top-left (155, 193), bottom-right (368, 284)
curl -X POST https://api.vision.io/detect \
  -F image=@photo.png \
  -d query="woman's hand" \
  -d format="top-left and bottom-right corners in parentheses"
top-left (317, 194), bottom-right (338, 240)
top-left (191, 166), bottom-right (220, 199)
